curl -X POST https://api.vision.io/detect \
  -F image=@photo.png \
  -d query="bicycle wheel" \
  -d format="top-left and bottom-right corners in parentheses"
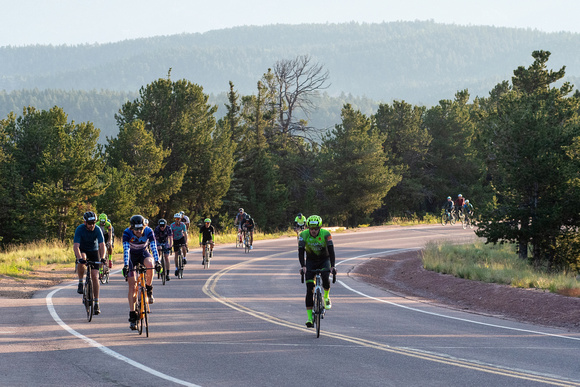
top-left (142, 287), bottom-right (149, 337)
top-left (315, 291), bottom-right (322, 338)
top-left (204, 245), bottom-right (210, 269)
top-left (178, 254), bottom-right (184, 279)
top-left (161, 257), bottom-right (166, 285)
top-left (441, 213), bottom-right (446, 226)
top-left (244, 236), bottom-right (250, 253)
top-left (450, 213), bottom-right (456, 225)
top-left (84, 275), bottom-right (93, 322)
top-left (137, 287), bottom-right (144, 335)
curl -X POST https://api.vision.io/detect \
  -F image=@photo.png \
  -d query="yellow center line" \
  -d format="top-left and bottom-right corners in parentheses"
top-left (202, 253), bottom-right (580, 387)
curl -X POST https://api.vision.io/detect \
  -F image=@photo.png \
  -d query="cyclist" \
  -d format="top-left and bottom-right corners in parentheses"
top-left (180, 211), bottom-right (191, 231)
top-left (298, 215), bottom-right (336, 328)
top-left (463, 199), bottom-right (474, 222)
top-left (234, 208), bottom-right (246, 244)
top-left (73, 211), bottom-right (106, 314)
top-left (170, 212), bottom-right (189, 276)
top-left (199, 218), bottom-right (215, 264)
top-left (443, 196), bottom-right (455, 221)
top-left (294, 213), bottom-right (307, 235)
top-left (98, 213), bottom-right (114, 269)
top-left (122, 215), bottom-right (161, 330)
top-left (240, 213), bottom-right (255, 249)
top-left (454, 194), bottom-right (465, 218)
top-left (154, 218), bottom-right (173, 282)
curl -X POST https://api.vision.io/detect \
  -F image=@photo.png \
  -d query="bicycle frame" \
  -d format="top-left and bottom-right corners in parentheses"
top-left (301, 268), bottom-right (336, 338)
top-left (82, 260), bottom-right (101, 322)
top-left (132, 263), bottom-right (151, 337)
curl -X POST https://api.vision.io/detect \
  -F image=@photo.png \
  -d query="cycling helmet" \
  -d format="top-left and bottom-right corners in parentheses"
top-left (83, 211), bottom-right (97, 223)
top-left (130, 215), bottom-right (145, 230)
top-left (144, 218), bottom-right (149, 226)
top-left (158, 218), bottom-right (167, 226)
top-left (458, 194), bottom-right (463, 197)
top-left (174, 212), bottom-right (182, 219)
top-left (98, 213), bottom-right (107, 223)
top-left (239, 208), bottom-right (244, 212)
top-left (465, 199), bottom-right (469, 204)
top-left (306, 215), bottom-right (322, 228)
top-left (297, 213), bottom-right (302, 217)
top-left (244, 213), bottom-right (251, 220)
top-left (447, 196), bottom-right (451, 200)
top-left (204, 218), bottom-right (211, 223)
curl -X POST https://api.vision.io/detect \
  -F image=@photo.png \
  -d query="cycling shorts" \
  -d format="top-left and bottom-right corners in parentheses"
top-left (79, 249), bottom-right (100, 262)
top-left (201, 238), bottom-right (214, 245)
top-left (173, 237), bottom-right (186, 251)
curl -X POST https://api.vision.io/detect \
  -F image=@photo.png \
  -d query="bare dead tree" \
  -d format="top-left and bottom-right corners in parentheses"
top-left (271, 55), bottom-right (330, 140)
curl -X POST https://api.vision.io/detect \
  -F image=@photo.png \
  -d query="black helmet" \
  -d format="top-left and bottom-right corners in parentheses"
top-left (83, 211), bottom-right (97, 223)
top-left (297, 213), bottom-right (302, 217)
top-left (130, 215), bottom-right (145, 229)
top-left (158, 218), bottom-right (167, 226)
top-left (244, 213), bottom-right (251, 220)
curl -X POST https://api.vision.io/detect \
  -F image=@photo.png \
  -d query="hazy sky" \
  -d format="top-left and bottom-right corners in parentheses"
top-left (2, 0), bottom-right (578, 47)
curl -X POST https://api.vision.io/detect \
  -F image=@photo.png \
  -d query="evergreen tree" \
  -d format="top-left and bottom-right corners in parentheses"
top-left (477, 50), bottom-right (580, 270)
top-left (320, 104), bottom-right (401, 227)
top-left (374, 100), bottom-right (431, 217)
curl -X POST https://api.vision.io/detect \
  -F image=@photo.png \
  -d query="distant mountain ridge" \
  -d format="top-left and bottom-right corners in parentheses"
top-left (2, 21), bottom-right (580, 105)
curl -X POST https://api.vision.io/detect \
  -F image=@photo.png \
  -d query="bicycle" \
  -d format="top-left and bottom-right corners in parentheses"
top-left (295, 225), bottom-right (305, 240)
top-left (156, 246), bottom-right (167, 285)
top-left (132, 263), bottom-right (152, 337)
top-left (302, 268), bottom-right (336, 338)
top-left (80, 259), bottom-right (102, 322)
top-left (243, 230), bottom-right (251, 253)
top-left (463, 211), bottom-right (475, 229)
top-left (203, 242), bottom-right (212, 269)
top-left (441, 210), bottom-right (456, 226)
top-left (176, 250), bottom-right (184, 279)
top-left (236, 229), bottom-right (243, 248)
top-left (98, 258), bottom-right (109, 284)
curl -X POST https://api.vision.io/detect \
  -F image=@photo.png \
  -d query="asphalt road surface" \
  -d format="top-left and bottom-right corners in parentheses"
top-left (1, 225), bottom-right (579, 386)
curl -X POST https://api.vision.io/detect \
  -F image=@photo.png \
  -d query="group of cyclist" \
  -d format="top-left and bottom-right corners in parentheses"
top-left (443, 194), bottom-right (475, 223)
top-left (73, 208), bottom-right (336, 331)
top-left (234, 208), bottom-right (255, 249)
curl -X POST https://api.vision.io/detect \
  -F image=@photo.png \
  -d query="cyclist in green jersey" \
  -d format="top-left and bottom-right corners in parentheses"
top-left (98, 213), bottom-right (114, 267)
top-left (298, 215), bottom-right (337, 328)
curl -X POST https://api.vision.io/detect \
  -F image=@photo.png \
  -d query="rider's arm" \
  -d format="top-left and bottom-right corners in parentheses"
top-left (99, 242), bottom-right (106, 260)
top-left (326, 236), bottom-right (336, 268)
top-left (199, 229), bottom-right (203, 244)
top-left (73, 242), bottom-right (82, 261)
top-left (298, 239), bottom-right (306, 267)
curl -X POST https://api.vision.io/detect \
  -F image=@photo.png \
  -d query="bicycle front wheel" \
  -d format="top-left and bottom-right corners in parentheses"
top-left (441, 214), bottom-right (446, 226)
top-left (244, 237), bottom-right (250, 253)
top-left (84, 276), bottom-right (93, 322)
top-left (137, 287), bottom-right (145, 335)
top-left (204, 246), bottom-right (210, 269)
top-left (161, 258), bottom-right (166, 285)
top-left (315, 291), bottom-right (322, 338)
top-left (178, 254), bottom-right (184, 279)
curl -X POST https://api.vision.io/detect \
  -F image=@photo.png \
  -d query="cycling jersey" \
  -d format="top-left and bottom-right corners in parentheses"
top-left (298, 228), bottom-right (335, 266)
top-left (199, 225), bottom-right (215, 244)
top-left (122, 227), bottom-right (159, 265)
top-left (294, 215), bottom-right (307, 226)
top-left (154, 225), bottom-right (173, 245)
top-left (241, 218), bottom-right (255, 231)
top-left (170, 222), bottom-right (187, 240)
top-left (444, 200), bottom-right (454, 211)
top-left (74, 223), bottom-right (104, 252)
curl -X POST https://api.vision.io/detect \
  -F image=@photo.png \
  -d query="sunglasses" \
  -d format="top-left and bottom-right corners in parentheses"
top-left (309, 227), bottom-right (320, 231)
top-left (134, 227), bottom-right (144, 232)
top-left (86, 221), bottom-right (96, 225)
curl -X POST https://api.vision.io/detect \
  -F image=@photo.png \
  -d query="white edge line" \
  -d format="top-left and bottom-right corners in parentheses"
top-left (46, 285), bottom-right (200, 387)
top-left (337, 249), bottom-right (580, 342)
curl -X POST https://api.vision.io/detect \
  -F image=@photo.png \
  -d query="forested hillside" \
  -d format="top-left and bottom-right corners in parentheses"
top-left (2, 21), bottom-right (579, 103)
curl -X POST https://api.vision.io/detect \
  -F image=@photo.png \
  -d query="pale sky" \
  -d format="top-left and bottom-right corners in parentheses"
top-left (1, 0), bottom-right (578, 47)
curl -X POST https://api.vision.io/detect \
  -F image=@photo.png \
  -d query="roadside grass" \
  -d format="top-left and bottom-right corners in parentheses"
top-left (0, 240), bottom-right (75, 278)
top-left (422, 240), bottom-right (580, 297)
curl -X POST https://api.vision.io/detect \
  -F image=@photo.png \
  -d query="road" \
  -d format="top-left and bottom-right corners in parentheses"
top-left (1, 225), bottom-right (579, 386)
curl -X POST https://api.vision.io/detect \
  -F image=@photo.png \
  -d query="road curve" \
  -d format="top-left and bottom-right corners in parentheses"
top-left (1, 225), bottom-right (579, 387)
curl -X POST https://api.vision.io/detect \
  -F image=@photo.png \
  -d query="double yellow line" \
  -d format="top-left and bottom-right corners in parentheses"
top-left (203, 254), bottom-right (580, 387)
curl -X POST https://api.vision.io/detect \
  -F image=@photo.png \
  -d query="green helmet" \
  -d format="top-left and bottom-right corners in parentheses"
top-left (306, 215), bottom-right (322, 228)
top-left (98, 213), bottom-right (107, 223)
top-left (204, 218), bottom-right (211, 223)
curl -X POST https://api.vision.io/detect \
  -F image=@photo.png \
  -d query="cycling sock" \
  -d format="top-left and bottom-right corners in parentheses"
top-left (324, 289), bottom-right (330, 299)
top-left (307, 309), bottom-right (313, 321)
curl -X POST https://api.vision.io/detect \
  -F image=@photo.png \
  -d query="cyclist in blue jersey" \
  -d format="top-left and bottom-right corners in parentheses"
top-left (170, 212), bottom-right (189, 276)
top-left (298, 215), bottom-right (336, 328)
top-left (73, 211), bottom-right (106, 314)
top-left (154, 218), bottom-right (173, 282)
top-left (122, 214), bottom-right (161, 330)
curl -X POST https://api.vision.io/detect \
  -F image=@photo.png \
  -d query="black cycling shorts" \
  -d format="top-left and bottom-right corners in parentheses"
top-left (79, 249), bottom-right (100, 262)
